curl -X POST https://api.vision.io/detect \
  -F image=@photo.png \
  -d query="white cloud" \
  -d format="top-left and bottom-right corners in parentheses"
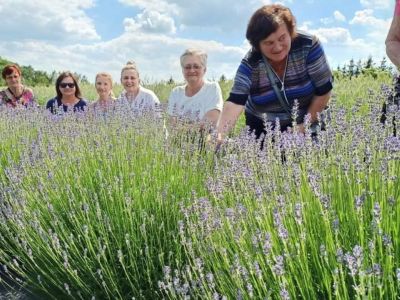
top-left (0, 0), bottom-right (99, 41)
top-left (298, 21), bottom-right (313, 31)
top-left (0, 0), bottom-right (392, 90)
top-left (0, 32), bottom-right (248, 87)
top-left (350, 9), bottom-right (391, 44)
top-left (350, 9), bottom-right (389, 27)
top-left (333, 10), bottom-right (346, 22)
top-left (320, 18), bottom-right (333, 25)
top-left (360, 0), bottom-right (392, 10)
top-left (307, 26), bottom-right (386, 68)
top-left (118, 0), bottom-right (293, 32)
top-left (310, 27), bottom-right (357, 45)
top-left (119, 0), bottom-right (178, 15)
top-left (124, 10), bottom-right (177, 34)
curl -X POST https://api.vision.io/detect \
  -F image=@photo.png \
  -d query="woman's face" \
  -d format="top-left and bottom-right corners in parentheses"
top-left (59, 76), bottom-right (76, 97)
top-left (5, 70), bottom-right (22, 89)
top-left (182, 55), bottom-right (205, 86)
top-left (121, 69), bottom-right (139, 93)
top-left (259, 23), bottom-right (291, 64)
top-left (96, 76), bottom-right (112, 99)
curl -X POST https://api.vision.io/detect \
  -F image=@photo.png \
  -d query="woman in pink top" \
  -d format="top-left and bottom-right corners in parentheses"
top-left (0, 64), bottom-right (36, 108)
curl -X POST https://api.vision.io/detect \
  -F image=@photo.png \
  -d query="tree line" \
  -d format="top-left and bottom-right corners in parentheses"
top-left (1, 55), bottom-right (395, 87)
top-left (0, 56), bottom-right (89, 87)
top-left (333, 56), bottom-right (395, 79)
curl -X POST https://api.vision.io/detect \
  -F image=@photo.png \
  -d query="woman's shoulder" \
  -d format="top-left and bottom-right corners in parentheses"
top-left (139, 86), bottom-right (157, 96)
top-left (23, 87), bottom-right (34, 95)
top-left (46, 96), bottom-right (57, 105)
top-left (79, 98), bottom-right (88, 104)
top-left (292, 31), bottom-right (318, 48)
top-left (139, 86), bottom-right (160, 103)
top-left (203, 80), bottom-right (221, 90)
top-left (170, 84), bottom-right (186, 96)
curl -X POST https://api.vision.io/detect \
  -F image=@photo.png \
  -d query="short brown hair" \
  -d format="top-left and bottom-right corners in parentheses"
top-left (246, 4), bottom-right (297, 52)
top-left (2, 64), bottom-right (21, 79)
top-left (55, 71), bottom-right (82, 100)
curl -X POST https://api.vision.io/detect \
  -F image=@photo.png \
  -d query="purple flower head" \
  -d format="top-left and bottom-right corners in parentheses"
top-left (280, 286), bottom-right (290, 300)
top-left (272, 255), bottom-right (285, 276)
top-left (354, 193), bottom-right (366, 211)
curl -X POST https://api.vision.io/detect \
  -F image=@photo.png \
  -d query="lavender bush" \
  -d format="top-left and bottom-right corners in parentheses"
top-left (0, 75), bottom-right (398, 299)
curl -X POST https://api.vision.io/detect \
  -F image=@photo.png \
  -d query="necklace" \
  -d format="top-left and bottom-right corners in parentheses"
top-left (7, 86), bottom-right (25, 100)
top-left (270, 57), bottom-right (289, 92)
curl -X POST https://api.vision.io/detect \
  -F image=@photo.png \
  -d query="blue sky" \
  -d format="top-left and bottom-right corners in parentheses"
top-left (0, 0), bottom-right (394, 85)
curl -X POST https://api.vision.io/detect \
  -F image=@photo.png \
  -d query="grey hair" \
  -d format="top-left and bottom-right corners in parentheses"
top-left (180, 48), bottom-right (208, 68)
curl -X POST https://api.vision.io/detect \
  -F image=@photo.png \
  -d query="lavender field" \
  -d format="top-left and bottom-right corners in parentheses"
top-left (0, 74), bottom-right (399, 299)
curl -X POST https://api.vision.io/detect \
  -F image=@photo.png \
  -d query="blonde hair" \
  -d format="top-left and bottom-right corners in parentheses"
top-left (121, 61), bottom-right (139, 78)
top-left (180, 48), bottom-right (208, 68)
top-left (95, 72), bottom-right (115, 98)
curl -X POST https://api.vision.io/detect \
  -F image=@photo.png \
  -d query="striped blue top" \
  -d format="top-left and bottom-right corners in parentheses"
top-left (228, 31), bottom-right (333, 124)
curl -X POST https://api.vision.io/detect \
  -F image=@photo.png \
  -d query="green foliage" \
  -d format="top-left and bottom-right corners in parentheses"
top-left (335, 57), bottom-right (394, 80)
top-left (0, 56), bottom-right (89, 87)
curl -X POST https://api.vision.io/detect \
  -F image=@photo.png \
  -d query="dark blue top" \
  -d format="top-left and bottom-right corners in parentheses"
top-left (46, 97), bottom-right (88, 114)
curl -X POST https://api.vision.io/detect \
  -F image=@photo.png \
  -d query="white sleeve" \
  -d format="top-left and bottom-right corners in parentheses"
top-left (203, 82), bottom-right (224, 113)
top-left (149, 90), bottom-right (160, 105)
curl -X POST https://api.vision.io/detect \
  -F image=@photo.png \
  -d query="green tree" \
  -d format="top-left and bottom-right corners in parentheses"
top-left (348, 58), bottom-right (355, 79)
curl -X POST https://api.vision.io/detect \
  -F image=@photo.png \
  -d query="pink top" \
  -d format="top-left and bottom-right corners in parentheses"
top-left (396, 0), bottom-right (400, 16)
top-left (0, 87), bottom-right (36, 108)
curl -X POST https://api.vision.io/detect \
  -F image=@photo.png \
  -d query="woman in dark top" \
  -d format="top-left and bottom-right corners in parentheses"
top-left (46, 71), bottom-right (87, 114)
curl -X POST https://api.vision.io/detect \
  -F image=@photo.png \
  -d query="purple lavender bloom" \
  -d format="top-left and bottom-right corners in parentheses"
top-left (384, 136), bottom-right (400, 152)
top-left (373, 202), bottom-right (381, 223)
top-left (352, 245), bottom-right (363, 259)
top-left (272, 255), bottom-right (285, 276)
top-left (354, 193), bottom-right (366, 211)
top-left (294, 202), bottom-right (302, 225)
top-left (382, 234), bottom-right (392, 248)
top-left (253, 261), bottom-right (262, 278)
top-left (263, 233), bottom-right (272, 256)
top-left (344, 253), bottom-right (358, 277)
top-left (332, 218), bottom-right (340, 232)
top-left (278, 225), bottom-right (289, 241)
top-left (372, 263), bottom-right (381, 276)
top-left (280, 287), bottom-right (290, 300)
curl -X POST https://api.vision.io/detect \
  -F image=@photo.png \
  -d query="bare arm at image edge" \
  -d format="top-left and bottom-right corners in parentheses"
top-left (386, 1), bottom-right (400, 68)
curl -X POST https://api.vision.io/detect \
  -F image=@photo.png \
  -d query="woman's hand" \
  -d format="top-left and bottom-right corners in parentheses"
top-left (216, 101), bottom-right (244, 147)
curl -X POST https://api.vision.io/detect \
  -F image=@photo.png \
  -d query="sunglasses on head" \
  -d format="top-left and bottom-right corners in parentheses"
top-left (59, 83), bottom-right (75, 88)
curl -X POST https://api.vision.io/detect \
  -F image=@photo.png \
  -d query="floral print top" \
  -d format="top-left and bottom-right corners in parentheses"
top-left (0, 87), bottom-right (36, 108)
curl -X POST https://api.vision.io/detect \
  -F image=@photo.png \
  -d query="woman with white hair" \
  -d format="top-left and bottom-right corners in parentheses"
top-left (167, 48), bottom-right (223, 128)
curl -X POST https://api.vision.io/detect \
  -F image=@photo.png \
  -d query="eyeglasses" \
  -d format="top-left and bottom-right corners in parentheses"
top-left (59, 83), bottom-right (76, 88)
top-left (183, 64), bottom-right (202, 71)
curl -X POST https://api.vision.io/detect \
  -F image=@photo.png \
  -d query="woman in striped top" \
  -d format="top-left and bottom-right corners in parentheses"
top-left (217, 4), bottom-right (333, 143)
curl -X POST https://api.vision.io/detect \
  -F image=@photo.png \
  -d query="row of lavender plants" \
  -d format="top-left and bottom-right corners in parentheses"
top-left (0, 82), bottom-right (399, 299)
